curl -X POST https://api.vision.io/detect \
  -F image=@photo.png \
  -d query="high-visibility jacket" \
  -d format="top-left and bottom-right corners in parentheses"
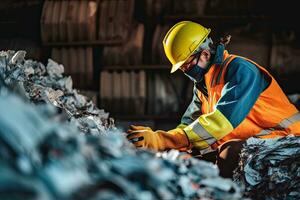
top-left (176, 46), bottom-right (300, 153)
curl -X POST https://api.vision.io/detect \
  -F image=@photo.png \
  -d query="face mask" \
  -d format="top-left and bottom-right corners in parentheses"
top-left (184, 54), bottom-right (207, 83)
top-left (184, 64), bottom-right (207, 82)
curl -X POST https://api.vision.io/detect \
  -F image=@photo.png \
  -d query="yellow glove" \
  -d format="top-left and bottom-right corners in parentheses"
top-left (126, 125), bottom-right (189, 151)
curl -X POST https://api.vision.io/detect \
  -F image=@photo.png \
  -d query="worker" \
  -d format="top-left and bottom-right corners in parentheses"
top-left (126, 21), bottom-right (300, 178)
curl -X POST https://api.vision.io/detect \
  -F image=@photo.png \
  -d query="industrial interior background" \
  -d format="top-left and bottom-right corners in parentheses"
top-left (1, 0), bottom-right (300, 131)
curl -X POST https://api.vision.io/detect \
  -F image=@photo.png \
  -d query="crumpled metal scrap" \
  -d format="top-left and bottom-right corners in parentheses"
top-left (157, 150), bottom-right (244, 200)
top-left (0, 89), bottom-right (244, 200)
top-left (0, 50), bottom-right (113, 134)
top-left (0, 91), bottom-right (89, 199)
top-left (233, 136), bottom-right (300, 200)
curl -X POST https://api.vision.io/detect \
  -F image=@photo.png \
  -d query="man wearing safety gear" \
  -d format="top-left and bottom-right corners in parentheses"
top-left (126, 21), bottom-right (300, 178)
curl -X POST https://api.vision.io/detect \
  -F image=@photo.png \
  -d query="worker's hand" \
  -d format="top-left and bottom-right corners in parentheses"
top-left (127, 125), bottom-right (164, 151)
top-left (127, 125), bottom-right (153, 132)
top-left (126, 125), bottom-right (189, 151)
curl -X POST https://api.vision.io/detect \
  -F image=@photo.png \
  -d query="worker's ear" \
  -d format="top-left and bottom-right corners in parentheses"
top-left (199, 49), bottom-right (211, 62)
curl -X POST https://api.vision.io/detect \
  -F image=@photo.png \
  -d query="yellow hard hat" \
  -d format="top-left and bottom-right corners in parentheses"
top-left (163, 21), bottom-right (211, 73)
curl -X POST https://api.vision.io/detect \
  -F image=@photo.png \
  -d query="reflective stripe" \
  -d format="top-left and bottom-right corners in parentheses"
top-left (199, 146), bottom-right (215, 155)
top-left (256, 112), bottom-right (300, 136)
top-left (199, 110), bottom-right (234, 140)
top-left (278, 112), bottom-right (300, 128)
top-left (184, 125), bottom-right (210, 149)
top-left (184, 121), bottom-right (211, 149)
top-left (256, 129), bottom-right (272, 137)
top-left (188, 119), bottom-right (217, 145)
top-left (184, 109), bottom-right (234, 150)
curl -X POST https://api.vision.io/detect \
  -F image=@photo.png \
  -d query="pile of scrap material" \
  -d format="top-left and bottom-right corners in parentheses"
top-left (0, 50), bottom-right (244, 199)
top-left (0, 50), bottom-right (113, 135)
top-left (234, 136), bottom-right (300, 200)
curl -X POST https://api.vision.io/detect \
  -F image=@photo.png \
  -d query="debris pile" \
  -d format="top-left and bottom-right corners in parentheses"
top-left (0, 50), bottom-right (113, 135)
top-left (0, 85), bottom-right (243, 200)
top-left (234, 136), bottom-right (300, 200)
top-left (0, 50), bottom-right (244, 199)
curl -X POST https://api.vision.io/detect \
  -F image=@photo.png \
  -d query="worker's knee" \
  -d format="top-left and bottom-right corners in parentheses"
top-left (216, 139), bottom-right (245, 178)
top-left (218, 139), bottom-right (244, 160)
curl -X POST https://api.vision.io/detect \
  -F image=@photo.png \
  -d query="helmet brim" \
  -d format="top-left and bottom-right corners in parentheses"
top-left (170, 60), bottom-right (186, 73)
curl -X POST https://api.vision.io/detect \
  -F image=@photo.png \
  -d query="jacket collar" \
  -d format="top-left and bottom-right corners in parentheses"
top-left (193, 44), bottom-right (227, 85)
top-left (202, 44), bottom-right (225, 73)
top-left (212, 44), bottom-right (225, 65)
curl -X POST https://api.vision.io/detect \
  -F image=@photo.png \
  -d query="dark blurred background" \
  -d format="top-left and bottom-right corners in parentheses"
top-left (0, 0), bottom-right (299, 130)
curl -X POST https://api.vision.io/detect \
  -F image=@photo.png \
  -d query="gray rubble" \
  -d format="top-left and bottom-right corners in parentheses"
top-left (0, 50), bottom-right (244, 200)
top-left (0, 82), bottom-right (244, 200)
top-left (234, 136), bottom-right (300, 200)
top-left (0, 50), bottom-right (113, 135)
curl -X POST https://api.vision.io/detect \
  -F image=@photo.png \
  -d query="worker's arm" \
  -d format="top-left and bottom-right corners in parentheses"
top-left (163, 86), bottom-right (202, 150)
top-left (126, 88), bottom-right (202, 151)
top-left (183, 58), bottom-right (270, 150)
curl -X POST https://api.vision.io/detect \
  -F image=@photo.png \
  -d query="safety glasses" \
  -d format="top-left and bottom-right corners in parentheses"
top-left (180, 53), bottom-right (201, 73)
